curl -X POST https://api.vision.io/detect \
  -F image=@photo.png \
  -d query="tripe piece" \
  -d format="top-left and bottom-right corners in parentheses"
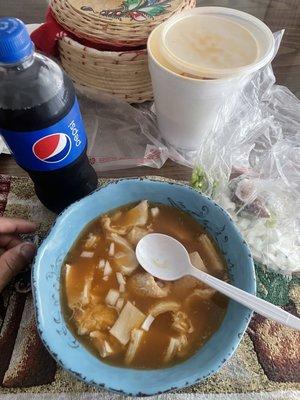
top-left (172, 276), bottom-right (198, 296)
top-left (122, 200), bottom-right (148, 227)
top-left (141, 315), bottom-right (155, 331)
top-left (81, 276), bottom-right (93, 305)
top-left (128, 272), bottom-right (170, 298)
top-left (172, 311), bottom-right (194, 334)
top-left (109, 232), bottom-right (133, 250)
top-left (127, 226), bottom-right (150, 246)
top-left (103, 260), bottom-right (112, 276)
top-left (116, 272), bottom-right (126, 286)
top-left (105, 289), bottom-right (120, 306)
top-left (76, 304), bottom-right (117, 335)
top-left (125, 329), bottom-right (144, 364)
top-left (177, 335), bottom-right (189, 357)
top-left (150, 207), bottom-right (160, 217)
top-left (185, 288), bottom-right (216, 306)
top-left (90, 331), bottom-right (113, 358)
top-left (198, 234), bottom-right (224, 272)
top-left (80, 251), bottom-right (94, 258)
top-left (109, 242), bottom-right (115, 256)
top-left (85, 233), bottom-right (98, 249)
top-left (189, 251), bottom-right (208, 273)
top-left (109, 233), bottom-right (138, 276)
top-left (164, 335), bottom-right (189, 362)
top-left (115, 297), bottom-right (125, 312)
top-left (115, 251), bottom-right (126, 259)
top-left (119, 283), bottom-right (125, 293)
top-left (101, 215), bottom-right (128, 235)
top-left (110, 301), bottom-right (145, 345)
top-left (163, 337), bottom-right (179, 363)
top-left (102, 201), bottom-right (148, 236)
top-left (149, 301), bottom-right (180, 317)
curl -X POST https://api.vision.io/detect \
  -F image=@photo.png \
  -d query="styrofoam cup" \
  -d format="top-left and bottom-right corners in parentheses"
top-left (147, 7), bottom-right (275, 150)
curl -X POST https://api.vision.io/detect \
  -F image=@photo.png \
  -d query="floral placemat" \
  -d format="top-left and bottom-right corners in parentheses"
top-left (0, 175), bottom-right (299, 399)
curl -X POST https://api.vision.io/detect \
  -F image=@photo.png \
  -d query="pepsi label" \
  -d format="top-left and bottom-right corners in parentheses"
top-left (0, 98), bottom-right (87, 171)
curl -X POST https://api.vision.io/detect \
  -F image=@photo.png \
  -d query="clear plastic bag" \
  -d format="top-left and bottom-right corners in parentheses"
top-left (77, 85), bottom-right (202, 170)
top-left (190, 31), bottom-right (300, 274)
top-left (76, 88), bottom-right (169, 171)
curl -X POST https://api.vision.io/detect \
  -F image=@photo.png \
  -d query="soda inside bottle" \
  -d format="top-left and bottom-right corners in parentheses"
top-left (0, 17), bottom-right (98, 213)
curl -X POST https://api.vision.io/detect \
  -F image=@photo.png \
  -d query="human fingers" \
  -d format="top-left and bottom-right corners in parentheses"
top-left (0, 242), bottom-right (36, 292)
top-left (0, 217), bottom-right (37, 235)
top-left (0, 234), bottom-right (22, 250)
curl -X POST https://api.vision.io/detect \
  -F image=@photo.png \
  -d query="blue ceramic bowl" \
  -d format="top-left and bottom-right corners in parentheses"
top-left (32, 178), bottom-right (255, 396)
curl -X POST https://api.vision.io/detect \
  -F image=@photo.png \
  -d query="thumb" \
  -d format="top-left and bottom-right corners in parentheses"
top-left (0, 242), bottom-right (36, 293)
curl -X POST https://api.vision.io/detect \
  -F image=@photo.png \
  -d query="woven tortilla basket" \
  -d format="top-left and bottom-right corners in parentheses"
top-left (59, 36), bottom-right (153, 103)
top-left (51, 0), bottom-right (195, 46)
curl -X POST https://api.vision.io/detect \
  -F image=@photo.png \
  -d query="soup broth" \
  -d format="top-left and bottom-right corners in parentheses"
top-left (62, 201), bottom-right (228, 369)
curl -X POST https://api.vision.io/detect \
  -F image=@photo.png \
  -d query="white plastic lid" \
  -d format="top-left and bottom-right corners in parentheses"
top-left (159, 7), bottom-right (275, 79)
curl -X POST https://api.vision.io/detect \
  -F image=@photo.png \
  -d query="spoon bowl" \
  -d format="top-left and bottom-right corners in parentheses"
top-left (136, 233), bottom-right (190, 281)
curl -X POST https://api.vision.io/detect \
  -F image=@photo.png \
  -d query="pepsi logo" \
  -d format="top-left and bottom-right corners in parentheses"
top-left (32, 133), bottom-right (71, 163)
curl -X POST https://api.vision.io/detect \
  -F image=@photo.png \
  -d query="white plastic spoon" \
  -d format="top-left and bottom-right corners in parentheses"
top-left (136, 233), bottom-right (300, 331)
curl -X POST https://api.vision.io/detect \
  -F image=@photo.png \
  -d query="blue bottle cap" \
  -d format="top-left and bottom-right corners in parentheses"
top-left (0, 18), bottom-right (34, 63)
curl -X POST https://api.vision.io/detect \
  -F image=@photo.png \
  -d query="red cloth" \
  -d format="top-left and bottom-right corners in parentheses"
top-left (30, 9), bottom-right (66, 57)
top-left (30, 8), bottom-right (145, 57)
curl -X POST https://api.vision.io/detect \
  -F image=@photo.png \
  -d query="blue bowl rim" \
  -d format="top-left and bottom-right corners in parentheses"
top-left (32, 177), bottom-right (256, 396)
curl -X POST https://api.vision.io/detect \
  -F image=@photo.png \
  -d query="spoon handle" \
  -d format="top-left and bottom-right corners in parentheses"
top-left (189, 266), bottom-right (300, 331)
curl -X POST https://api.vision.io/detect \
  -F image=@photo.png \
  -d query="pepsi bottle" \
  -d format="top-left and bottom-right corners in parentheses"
top-left (0, 18), bottom-right (98, 213)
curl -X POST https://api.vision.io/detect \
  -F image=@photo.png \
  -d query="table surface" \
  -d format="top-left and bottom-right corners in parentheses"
top-left (0, 0), bottom-right (299, 181)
